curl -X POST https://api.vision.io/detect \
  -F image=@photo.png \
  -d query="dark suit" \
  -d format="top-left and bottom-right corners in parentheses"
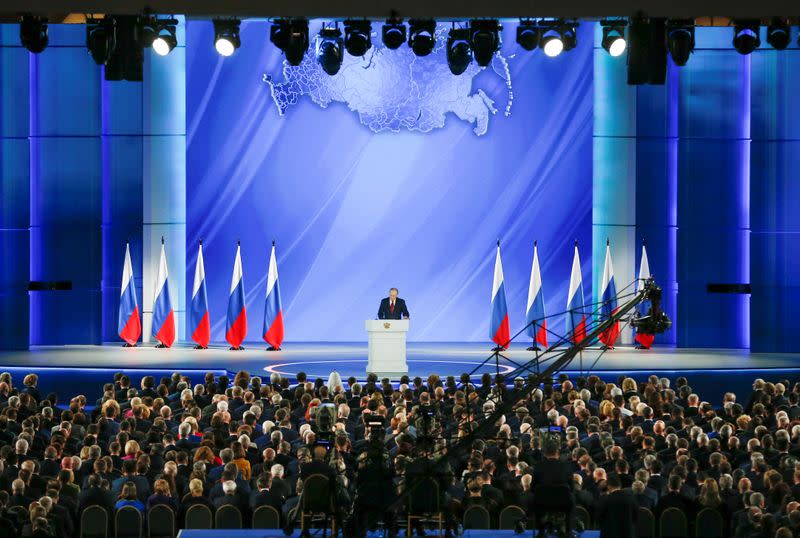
top-left (377, 297), bottom-right (409, 320)
top-left (596, 489), bottom-right (638, 538)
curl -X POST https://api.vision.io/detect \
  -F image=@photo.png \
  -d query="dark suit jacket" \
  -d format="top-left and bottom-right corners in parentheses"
top-left (377, 297), bottom-right (409, 320)
top-left (596, 489), bottom-right (638, 538)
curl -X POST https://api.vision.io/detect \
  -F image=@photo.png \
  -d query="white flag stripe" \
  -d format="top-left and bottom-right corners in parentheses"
top-left (154, 243), bottom-right (169, 301)
top-left (601, 244), bottom-right (614, 291)
top-left (120, 243), bottom-right (133, 296)
top-left (229, 244), bottom-right (243, 294)
top-left (637, 244), bottom-right (651, 291)
top-left (192, 244), bottom-right (205, 299)
top-left (526, 245), bottom-right (542, 311)
top-left (491, 246), bottom-right (505, 299)
top-left (266, 245), bottom-right (279, 296)
top-left (567, 245), bottom-right (582, 305)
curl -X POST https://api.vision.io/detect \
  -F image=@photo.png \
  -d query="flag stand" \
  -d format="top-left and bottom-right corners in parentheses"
top-left (193, 344), bottom-right (207, 350)
top-left (229, 346), bottom-right (245, 351)
top-left (122, 343), bottom-right (137, 348)
top-left (266, 346), bottom-right (281, 351)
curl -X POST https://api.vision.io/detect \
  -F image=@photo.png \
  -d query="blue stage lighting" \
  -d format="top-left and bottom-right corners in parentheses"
top-left (408, 19), bottom-right (436, 56)
top-left (382, 18), bottom-right (406, 49)
top-left (344, 20), bottom-right (371, 57)
top-left (446, 27), bottom-right (472, 75)
top-left (733, 20), bottom-right (760, 55)
top-left (316, 26), bottom-right (344, 75)
top-left (516, 20), bottom-right (539, 51)
top-left (469, 20), bottom-right (501, 67)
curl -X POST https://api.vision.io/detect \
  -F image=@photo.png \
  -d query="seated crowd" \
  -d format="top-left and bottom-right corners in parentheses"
top-left (0, 369), bottom-right (796, 537)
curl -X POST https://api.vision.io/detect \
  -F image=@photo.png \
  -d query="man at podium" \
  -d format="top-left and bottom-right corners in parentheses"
top-left (377, 287), bottom-right (410, 320)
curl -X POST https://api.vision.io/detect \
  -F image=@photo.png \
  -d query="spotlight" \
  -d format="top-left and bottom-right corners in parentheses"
top-left (382, 18), bottom-right (406, 49)
top-left (408, 19), bottom-right (436, 56)
top-left (516, 19), bottom-right (539, 51)
top-left (446, 27), bottom-right (472, 75)
top-left (19, 15), bottom-right (48, 53)
top-left (469, 20), bottom-right (501, 67)
top-left (666, 20), bottom-right (694, 66)
top-left (137, 16), bottom-right (158, 48)
top-left (601, 20), bottom-right (627, 57)
top-left (561, 22), bottom-right (578, 51)
top-left (733, 20), bottom-right (760, 55)
top-left (539, 22), bottom-right (564, 57)
top-left (766, 18), bottom-right (790, 50)
top-left (316, 26), bottom-right (343, 75)
top-left (152, 24), bottom-right (177, 56)
top-left (86, 17), bottom-right (116, 65)
top-left (213, 19), bottom-right (241, 57)
top-left (344, 20), bottom-right (371, 57)
top-left (270, 18), bottom-right (309, 66)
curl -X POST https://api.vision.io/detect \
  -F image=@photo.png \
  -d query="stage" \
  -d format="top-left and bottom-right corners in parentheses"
top-left (0, 343), bottom-right (798, 403)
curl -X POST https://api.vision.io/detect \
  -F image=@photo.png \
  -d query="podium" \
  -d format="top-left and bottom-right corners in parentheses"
top-left (365, 319), bottom-right (409, 377)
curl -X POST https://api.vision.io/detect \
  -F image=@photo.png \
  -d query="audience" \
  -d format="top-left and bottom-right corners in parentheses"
top-left (0, 370), bottom-right (794, 537)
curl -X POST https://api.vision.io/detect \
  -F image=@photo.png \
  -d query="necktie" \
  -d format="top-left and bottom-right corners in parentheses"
top-left (390, 301), bottom-right (395, 315)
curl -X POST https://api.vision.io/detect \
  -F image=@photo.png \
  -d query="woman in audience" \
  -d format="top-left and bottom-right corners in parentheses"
top-left (116, 482), bottom-right (145, 512)
top-left (146, 479), bottom-right (177, 512)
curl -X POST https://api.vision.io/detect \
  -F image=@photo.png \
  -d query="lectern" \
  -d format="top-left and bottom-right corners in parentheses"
top-left (365, 319), bottom-right (409, 377)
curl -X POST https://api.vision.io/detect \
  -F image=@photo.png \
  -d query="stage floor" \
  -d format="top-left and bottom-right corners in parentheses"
top-left (0, 342), bottom-right (798, 380)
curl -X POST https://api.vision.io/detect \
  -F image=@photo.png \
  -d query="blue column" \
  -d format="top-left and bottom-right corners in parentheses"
top-left (142, 21), bottom-right (186, 342)
top-left (634, 65), bottom-right (679, 346)
top-left (0, 26), bottom-right (30, 349)
top-left (749, 34), bottom-right (800, 352)
top-left (101, 77), bottom-right (144, 342)
top-left (676, 28), bottom-right (750, 348)
top-left (592, 24), bottom-right (637, 344)
top-left (29, 25), bottom-right (103, 344)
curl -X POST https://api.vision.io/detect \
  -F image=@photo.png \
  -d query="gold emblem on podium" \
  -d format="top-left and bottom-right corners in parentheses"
top-left (383, 322), bottom-right (391, 329)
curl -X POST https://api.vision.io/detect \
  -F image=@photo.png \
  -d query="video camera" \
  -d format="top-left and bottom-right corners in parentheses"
top-left (631, 280), bottom-right (672, 335)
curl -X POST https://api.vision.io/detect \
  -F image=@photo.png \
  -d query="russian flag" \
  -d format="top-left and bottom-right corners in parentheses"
top-left (190, 242), bottom-right (211, 349)
top-left (634, 240), bottom-right (655, 349)
top-left (152, 238), bottom-right (176, 348)
top-left (525, 241), bottom-right (547, 348)
top-left (490, 241), bottom-right (510, 350)
top-left (566, 241), bottom-right (586, 344)
top-left (118, 243), bottom-right (141, 346)
top-left (598, 240), bottom-right (620, 348)
top-left (263, 241), bottom-right (284, 350)
top-left (226, 241), bottom-right (247, 350)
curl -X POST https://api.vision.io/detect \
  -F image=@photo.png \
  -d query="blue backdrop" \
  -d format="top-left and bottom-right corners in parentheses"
top-left (186, 21), bottom-right (594, 342)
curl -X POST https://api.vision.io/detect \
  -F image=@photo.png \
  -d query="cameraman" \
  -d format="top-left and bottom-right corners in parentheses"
top-left (350, 416), bottom-right (397, 537)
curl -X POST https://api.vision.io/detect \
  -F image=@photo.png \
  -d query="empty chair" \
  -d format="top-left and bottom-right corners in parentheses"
top-left (499, 505), bottom-right (527, 530)
top-left (462, 505), bottom-right (491, 530)
top-left (214, 504), bottom-right (243, 529)
top-left (80, 506), bottom-right (109, 538)
top-left (298, 473), bottom-right (338, 535)
top-left (637, 507), bottom-right (655, 538)
top-left (695, 509), bottom-right (723, 538)
top-left (252, 505), bottom-right (281, 529)
top-left (405, 476), bottom-right (443, 537)
top-left (659, 507), bottom-right (688, 538)
top-left (575, 505), bottom-right (591, 531)
top-left (147, 505), bottom-right (175, 538)
top-left (114, 506), bottom-right (143, 538)
top-left (184, 505), bottom-right (213, 530)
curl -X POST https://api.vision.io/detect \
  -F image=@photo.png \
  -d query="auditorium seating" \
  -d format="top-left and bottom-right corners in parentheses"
top-left (0, 368), bottom-right (795, 538)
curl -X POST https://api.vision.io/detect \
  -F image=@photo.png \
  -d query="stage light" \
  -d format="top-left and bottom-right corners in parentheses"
top-left (408, 19), bottom-right (436, 56)
top-left (270, 18), bottom-right (309, 66)
top-left (446, 27), bottom-right (472, 75)
top-left (733, 20), bottom-right (760, 55)
top-left (316, 26), bottom-right (343, 75)
top-left (469, 20), bottom-right (501, 67)
top-left (382, 18), bottom-right (406, 49)
top-left (516, 19), bottom-right (539, 51)
top-left (151, 20), bottom-right (177, 56)
top-left (137, 16), bottom-right (158, 48)
top-left (214, 19), bottom-right (240, 57)
top-left (766, 18), bottom-right (790, 50)
top-left (343, 20), bottom-right (371, 57)
top-left (19, 15), bottom-right (48, 53)
top-left (539, 23), bottom-right (564, 57)
top-left (86, 17), bottom-right (116, 65)
top-left (666, 20), bottom-right (695, 66)
top-left (601, 20), bottom-right (627, 57)
top-left (561, 22), bottom-right (578, 51)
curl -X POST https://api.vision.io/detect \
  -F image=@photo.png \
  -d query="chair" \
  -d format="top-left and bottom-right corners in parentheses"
top-left (575, 505), bottom-right (591, 530)
top-left (659, 507), bottom-right (688, 538)
top-left (695, 508), bottom-right (723, 538)
top-left (499, 505), bottom-right (526, 530)
top-left (183, 505), bottom-right (213, 530)
top-left (81, 506), bottom-right (109, 538)
top-left (298, 473), bottom-right (338, 535)
top-left (637, 507), bottom-right (655, 538)
top-left (114, 506), bottom-right (143, 538)
top-left (252, 505), bottom-right (281, 529)
top-left (147, 505), bottom-right (175, 538)
top-left (405, 476), bottom-right (443, 537)
top-left (462, 505), bottom-right (491, 530)
top-left (532, 484), bottom-right (574, 536)
top-left (214, 505), bottom-right (243, 529)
